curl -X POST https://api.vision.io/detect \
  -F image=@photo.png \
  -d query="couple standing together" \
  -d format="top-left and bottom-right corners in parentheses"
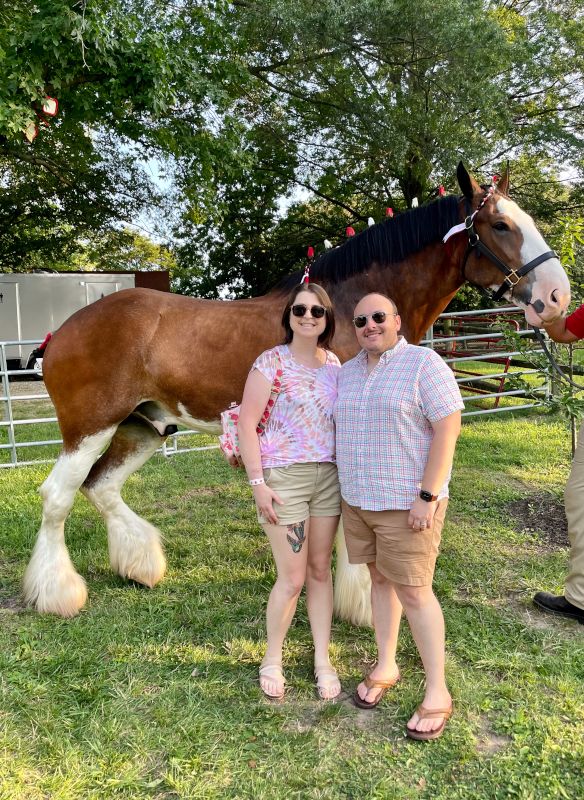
top-left (238, 282), bottom-right (463, 741)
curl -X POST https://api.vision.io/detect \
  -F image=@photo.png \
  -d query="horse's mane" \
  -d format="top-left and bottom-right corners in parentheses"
top-left (274, 195), bottom-right (461, 292)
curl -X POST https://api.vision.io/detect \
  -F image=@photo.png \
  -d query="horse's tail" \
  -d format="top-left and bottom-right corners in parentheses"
top-left (333, 520), bottom-right (373, 627)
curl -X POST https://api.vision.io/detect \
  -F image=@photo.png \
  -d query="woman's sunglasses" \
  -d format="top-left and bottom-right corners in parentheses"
top-left (352, 311), bottom-right (396, 328)
top-left (291, 304), bottom-right (326, 319)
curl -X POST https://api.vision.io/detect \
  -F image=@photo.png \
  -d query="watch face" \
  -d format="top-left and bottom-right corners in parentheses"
top-left (420, 490), bottom-right (434, 502)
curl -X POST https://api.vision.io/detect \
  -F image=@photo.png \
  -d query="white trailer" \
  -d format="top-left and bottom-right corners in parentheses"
top-left (0, 271), bottom-right (169, 370)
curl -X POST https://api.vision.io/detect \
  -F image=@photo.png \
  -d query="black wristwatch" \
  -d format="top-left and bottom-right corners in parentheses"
top-left (419, 489), bottom-right (438, 502)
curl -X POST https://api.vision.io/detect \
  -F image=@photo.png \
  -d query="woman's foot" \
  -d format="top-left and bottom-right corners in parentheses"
top-left (259, 660), bottom-right (286, 700)
top-left (355, 663), bottom-right (400, 707)
top-left (314, 664), bottom-right (341, 700)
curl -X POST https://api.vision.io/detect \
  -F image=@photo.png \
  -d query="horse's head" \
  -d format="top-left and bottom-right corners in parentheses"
top-left (456, 163), bottom-right (570, 325)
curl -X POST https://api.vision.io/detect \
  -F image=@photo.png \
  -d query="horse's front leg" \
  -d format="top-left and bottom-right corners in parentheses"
top-left (81, 417), bottom-right (167, 589)
top-left (23, 427), bottom-right (117, 617)
top-left (333, 518), bottom-right (373, 627)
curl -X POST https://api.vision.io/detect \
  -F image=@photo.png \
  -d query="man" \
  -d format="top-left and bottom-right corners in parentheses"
top-left (335, 293), bottom-right (463, 741)
top-left (533, 305), bottom-right (584, 624)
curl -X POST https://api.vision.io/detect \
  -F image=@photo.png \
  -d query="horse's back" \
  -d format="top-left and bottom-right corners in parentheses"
top-left (42, 288), bottom-right (285, 426)
top-left (42, 290), bottom-right (185, 424)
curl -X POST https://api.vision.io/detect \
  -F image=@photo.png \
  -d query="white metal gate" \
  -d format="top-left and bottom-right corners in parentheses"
top-left (422, 306), bottom-right (550, 417)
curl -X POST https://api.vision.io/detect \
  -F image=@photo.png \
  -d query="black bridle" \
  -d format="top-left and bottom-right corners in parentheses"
top-left (456, 191), bottom-right (582, 389)
top-left (461, 194), bottom-right (558, 302)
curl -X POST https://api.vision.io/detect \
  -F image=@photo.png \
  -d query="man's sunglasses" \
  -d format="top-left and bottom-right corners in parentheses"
top-left (352, 311), bottom-right (396, 328)
top-left (291, 304), bottom-right (326, 319)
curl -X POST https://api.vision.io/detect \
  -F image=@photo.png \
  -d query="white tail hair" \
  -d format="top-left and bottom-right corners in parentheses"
top-left (333, 520), bottom-right (372, 627)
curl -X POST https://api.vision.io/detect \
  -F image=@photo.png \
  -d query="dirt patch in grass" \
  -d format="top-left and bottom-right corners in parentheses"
top-left (476, 716), bottom-right (511, 755)
top-left (506, 492), bottom-right (569, 550)
top-left (0, 596), bottom-right (26, 613)
top-left (179, 487), bottom-right (226, 499)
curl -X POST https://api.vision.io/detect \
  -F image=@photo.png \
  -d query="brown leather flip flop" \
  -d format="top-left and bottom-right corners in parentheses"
top-left (405, 703), bottom-right (453, 740)
top-left (352, 672), bottom-right (401, 709)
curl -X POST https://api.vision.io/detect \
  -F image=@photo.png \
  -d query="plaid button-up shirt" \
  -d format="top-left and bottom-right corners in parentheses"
top-left (335, 337), bottom-right (464, 510)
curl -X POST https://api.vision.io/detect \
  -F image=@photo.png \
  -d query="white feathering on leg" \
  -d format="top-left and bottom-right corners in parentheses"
top-left (82, 443), bottom-right (167, 588)
top-left (23, 427), bottom-right (117, 616)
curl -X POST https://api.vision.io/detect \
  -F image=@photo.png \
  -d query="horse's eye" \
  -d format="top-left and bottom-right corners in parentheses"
top-left (493, 221), bottom-right (510, 232)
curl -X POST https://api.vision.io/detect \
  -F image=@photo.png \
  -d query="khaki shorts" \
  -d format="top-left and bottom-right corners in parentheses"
top-left (257, 462), bottom-right (341, 526)
top-left (341, 499), bottom-right (448, 587)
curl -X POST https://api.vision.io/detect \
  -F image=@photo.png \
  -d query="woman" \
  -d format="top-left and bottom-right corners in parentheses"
top-left (238, 283), bottom-right (342, 700)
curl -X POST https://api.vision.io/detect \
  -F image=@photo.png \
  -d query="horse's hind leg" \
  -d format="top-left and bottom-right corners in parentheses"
top-left (23, 426), bottom-right (118, 617)
top-left (81, 417), bottom-right (167, 589)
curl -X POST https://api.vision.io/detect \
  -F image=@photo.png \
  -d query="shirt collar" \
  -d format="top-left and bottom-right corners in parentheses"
top-left (356, 335), bottom-right (408, 367)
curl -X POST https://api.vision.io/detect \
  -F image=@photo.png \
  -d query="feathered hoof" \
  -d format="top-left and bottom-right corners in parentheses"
top-left (23, 559), bottom-right (88, 618)
top-left (124, 545), bottom-right (167, 588)
top-left (108, 517), bottom-right (167, 588)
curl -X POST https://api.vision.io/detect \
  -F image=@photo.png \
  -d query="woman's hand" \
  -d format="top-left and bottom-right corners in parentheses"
top-left (408, 497), bottom-right (437, 531)
top-left (253, 483), bottom-right (284, 525)
top-left (225, 453), bottom-right (243, 468)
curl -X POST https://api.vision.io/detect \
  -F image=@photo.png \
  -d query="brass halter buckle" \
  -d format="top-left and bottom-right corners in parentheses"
top-left (505, 269), bottom-right (521, 287)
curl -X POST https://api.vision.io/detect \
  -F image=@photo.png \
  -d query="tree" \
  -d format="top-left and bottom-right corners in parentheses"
top-left (69, 228), bottom-right (177, 274)
top-left (0, 1), bottom-right (582, 296)
top-left (173, 0), bottom-right (583, 295)
top-left (0, 0), bottom-right (240, 270)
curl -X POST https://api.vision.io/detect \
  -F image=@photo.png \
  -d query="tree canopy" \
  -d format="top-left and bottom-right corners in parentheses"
top-left (0, 1), bottom-right (582, 297)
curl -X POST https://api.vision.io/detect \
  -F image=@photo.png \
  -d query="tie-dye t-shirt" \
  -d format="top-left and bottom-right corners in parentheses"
top-left (251, 345), bottom-right (341, 468)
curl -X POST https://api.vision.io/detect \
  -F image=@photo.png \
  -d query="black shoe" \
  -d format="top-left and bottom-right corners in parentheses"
top-left (533, 592), bottom-right (584, 624)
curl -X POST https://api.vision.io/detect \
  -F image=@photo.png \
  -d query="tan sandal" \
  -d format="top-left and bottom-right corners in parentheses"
top-left (259, 661), bottom-right (285, 700)
top-left (353, 671), bottom-right (401, 709)
top-left (314, 665), bottom-right (341, 700)
top-left (406, 703), bottom-right (453, 740)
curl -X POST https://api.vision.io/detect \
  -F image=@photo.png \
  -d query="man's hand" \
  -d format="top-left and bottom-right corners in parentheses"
top-left (543, 316), bottom-right (579, 344)
top-left (408, 497), bottom-right (437, 531)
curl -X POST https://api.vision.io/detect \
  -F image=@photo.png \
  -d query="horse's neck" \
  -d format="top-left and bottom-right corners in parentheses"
top-left (323, 242), bottom-right (466, 348)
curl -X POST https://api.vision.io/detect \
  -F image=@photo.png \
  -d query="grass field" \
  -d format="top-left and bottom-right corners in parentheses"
top-left (1, 413), bottom-right (583, 799)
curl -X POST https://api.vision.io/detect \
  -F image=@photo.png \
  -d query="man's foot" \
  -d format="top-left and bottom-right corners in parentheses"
top-left (353, 664), bottom-right (400, 709)
top-left (259, 660), bottom-right (285, 700)
top-left (533, 592), bottom-right (584, 624)
top-left (314, 665), bottom-right (341, 700)
top-left (406, 703), bottom-right (453, 741)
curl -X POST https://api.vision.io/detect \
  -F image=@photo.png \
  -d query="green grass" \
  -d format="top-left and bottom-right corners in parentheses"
top-left (1, 414), bottom-right (583, 799)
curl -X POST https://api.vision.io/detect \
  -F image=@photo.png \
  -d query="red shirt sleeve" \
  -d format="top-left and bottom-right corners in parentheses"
top-left (565, 305), bottom-right (584, 339)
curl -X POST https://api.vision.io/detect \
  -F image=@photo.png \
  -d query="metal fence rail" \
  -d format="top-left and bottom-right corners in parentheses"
top-left (0, 339), bottom-right (217, 468)
top-left (0, 307), bottom-right (555, 467)
top-left (422, 306), bottom-right (550, 415)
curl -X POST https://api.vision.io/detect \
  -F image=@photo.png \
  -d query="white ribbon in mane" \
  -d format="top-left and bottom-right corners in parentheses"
top-left (442, 185), bottom-right (496, 244)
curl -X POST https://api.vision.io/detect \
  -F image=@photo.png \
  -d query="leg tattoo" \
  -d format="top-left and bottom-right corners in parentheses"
top-left (286, 521), bottom-right (306, 553)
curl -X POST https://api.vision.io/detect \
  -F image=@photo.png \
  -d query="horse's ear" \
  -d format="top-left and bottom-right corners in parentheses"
top-left (456, 162), bottom-right (481, 201)
top-left (496, 170), bottom-right (509, 195)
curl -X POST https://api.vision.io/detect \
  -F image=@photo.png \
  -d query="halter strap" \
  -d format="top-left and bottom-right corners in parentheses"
top-left (453, 197), bottom-right (558, 302)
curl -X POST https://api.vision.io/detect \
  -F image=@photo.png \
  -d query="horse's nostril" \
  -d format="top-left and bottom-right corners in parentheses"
top-left (551, 289), bottom-right (558, 304)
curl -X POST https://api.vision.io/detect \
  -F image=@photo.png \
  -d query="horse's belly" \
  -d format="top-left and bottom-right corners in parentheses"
top-left (134, 400), bottom-right (221, 436)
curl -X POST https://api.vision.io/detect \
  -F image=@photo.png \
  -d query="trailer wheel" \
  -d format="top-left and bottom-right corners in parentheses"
top-left (25, 354), bottom-right (44, 380)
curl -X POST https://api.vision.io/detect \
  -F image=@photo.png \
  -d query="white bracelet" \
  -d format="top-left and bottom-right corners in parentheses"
top-left (248, 477), bottom-right (265, 486)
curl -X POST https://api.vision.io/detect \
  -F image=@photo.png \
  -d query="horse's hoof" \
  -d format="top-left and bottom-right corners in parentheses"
top-left (23, 565), bottom-right (88, 618)
top-left (125, 548), bottom-right (167, 588)
top-left (108, 517), bottom-right (167, 588)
